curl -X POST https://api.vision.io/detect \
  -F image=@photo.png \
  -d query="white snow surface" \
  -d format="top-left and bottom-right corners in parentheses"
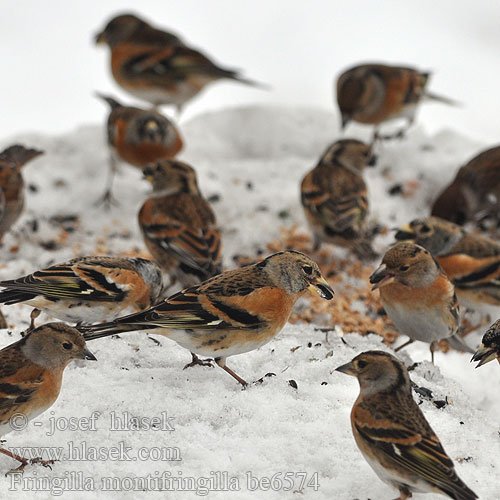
top-left (0, 106), bottom-right (498, 499)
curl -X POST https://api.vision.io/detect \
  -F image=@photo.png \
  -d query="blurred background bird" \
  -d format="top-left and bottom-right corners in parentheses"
top-left (301, 138), bottom-right (377, 259)
top-left (395, 216), bottom-right (500, 308)
top-left (96, 93), bottom-right (183, 206)
top-left (95, 13), bottom-right (266, 115)
top-left (336, 350), bottom-right (478, 500)
top-left (336, 63), bottom-right (457, 140)
top-left (432, 145), bottom-right (500, 227)
top-left (139, 159), bottom-right (222, 289)
top-left (0, 145), bottom-right (43, 243)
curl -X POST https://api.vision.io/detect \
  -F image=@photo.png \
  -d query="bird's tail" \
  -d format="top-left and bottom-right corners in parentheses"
top-left (0, 288), bottom-right (36, 305)
top-left (446, 332), bottom-right (475, 354)
top-left (78, 320), bottom-right (153, 341)
top-left (0, 145), bottom-right (43, 167)
top-left (424, 91), bottom-right (461, 107)
top-left (94, 92), bottom-right (122, 110)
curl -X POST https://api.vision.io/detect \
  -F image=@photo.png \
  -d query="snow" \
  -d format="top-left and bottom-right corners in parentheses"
top-left (0, 105), bottom-right (499, 499)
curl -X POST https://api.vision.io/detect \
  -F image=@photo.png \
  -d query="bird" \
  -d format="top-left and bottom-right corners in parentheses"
top-left (94, 13), bottom-right (264, 114)
top-left (0, 322), bottom-right (96, 472)
top-left (336, 350), bottom-right (478, 500)
top-left (471, 319), bottom-right (500, 368)
top-left (369, 242), bottom-right (471, 360)
top-left (139, 159), bottom-right (222, 289)
top-left (395, 216), bottom-right (500, 307)
top-left (300, 138), bottom-right (377, 259)
top-left (78, 250), bottom-right (334, 386)
top-left (95, 93), bottom-right (184, 205)
top-left (336, 63), bottom-right (456, 140)
top-left (431, 145), bottom-right (500, 226)
top-left (0, 145), bottom-right (43, 243)
top-left (0, 256), bottom-right (163, 326)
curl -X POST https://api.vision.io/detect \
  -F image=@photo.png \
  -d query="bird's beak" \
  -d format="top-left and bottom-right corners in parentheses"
top-left (471, 344), bottom-right (499, 368)
top-left (95, 31), bottom-right (106, 45)
top-left (370, 264), bottom-right (395, 290)
top-left (144, 120), bottom-right (160, 140)
top-left (335, 361), bottom-right (356, 376)
top-left (142, 166), bottom-right (155, 183)
top-left (81, 348), bottom-right (97, 361)
top-left (394, 223), bottom-right (415, 241)
top-left (308, 276), bottom-right (334, 300)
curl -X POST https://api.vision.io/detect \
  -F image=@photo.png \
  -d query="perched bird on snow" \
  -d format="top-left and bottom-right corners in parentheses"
top-left (0, 145), bottom-right (43, 243)
top-left (432, 145), bottom-right (500, 226)
top-left (472, 319), bottom-right (500, 368)
top-left (370, 242), bottom-right (472, 360)
top-left (300, 138), bottom-right (377, 259)
top-left (336, 63), bottom-right (456, 139)
top-left (336, 350), bottom-right (478, 500)
top-left (395, 216), bottom-right (500, 307)
top-left (0, 323), bottom-right (96, 472)
top-left (0, 256), bottom-right (163, 326)
top-left (96, 93), bottom-right (183, 205)
top-left (139, 159), bottom-right (222, 288)
top-left (79, 251), bottom-right (334, 387)
top-left (94, 13), bottom-right (265, 114)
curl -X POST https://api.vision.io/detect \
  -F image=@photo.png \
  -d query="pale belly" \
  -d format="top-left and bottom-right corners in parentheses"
top-left (382, 301), bottom-right (452, 343)
top-left (164, 327), bottom-right (275, 359)
top-left (124, 85), bottom-right (201, 108)
top-left (26, 297), bottom-right (126, 324)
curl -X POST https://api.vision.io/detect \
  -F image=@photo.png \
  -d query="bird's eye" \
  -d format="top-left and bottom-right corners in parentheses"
top-left (420, 225), bottom-right (431, 233)
top-left (357, 360), bottom-right (367, 369)
top-left (62, 342), bottom-right (73, 350)
top-left (400, 265), bottom-right (410, 272)
top-left (302, 265), bottom-right (313, 275)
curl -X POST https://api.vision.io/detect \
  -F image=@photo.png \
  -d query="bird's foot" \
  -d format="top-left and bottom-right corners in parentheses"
top-left (183, 353), bottom-right (214, 370)
top-left (94, 190), bottom-right (119, 209)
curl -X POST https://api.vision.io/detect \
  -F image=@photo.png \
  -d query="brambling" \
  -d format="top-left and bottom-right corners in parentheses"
top-left (0, 145), bottom-right (43, 243)
top-left (95, 13), bottom-right (263, 114)
top-left (0, 256), bottom-right (163, 325)
top-left (0, 322), bottom-right (96, 472)
top-left (79, 251), bottom-right (334, 386)
top-left (370, 242), bottom-right (471, 360)
top-left (395, 216), bottom-right (500, 307)
top-left (300, 139), bottom-right (377, 259)
top-left (336, 351), bottom-right (478, 500)
top-left (431, 145), bottom-right (500, 226)
top-left (336, 63), bottom-right (456, 139)
top-left (96, 93), bottom-right (183, 205)
top-left (139, 159), bottom-right (222, 288)
top-left (472, 319), bottom-right (500, 368)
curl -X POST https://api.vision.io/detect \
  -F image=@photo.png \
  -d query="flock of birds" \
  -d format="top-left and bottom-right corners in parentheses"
top-left (0, 10), bottom-right (499, 500)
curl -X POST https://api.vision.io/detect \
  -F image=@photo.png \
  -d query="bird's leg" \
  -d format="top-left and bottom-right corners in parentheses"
top-left (430, 341), bottom-right (438, 364)
top-left (29, 309), bottom-right (41, 331)
top-left (0, 447), bottom-right (55, 475)
top-left (215, 358), bottom-right (248, 387)
top-left (183, 352), bottom-right (214, 370)
top-left (312, 233), bottom-right (321, 252)
top-left (394, 486), bottom-right (412, 499)
top-left (394, 338), bottom-right (414, 352)
top-left (95, 154), bottom-right (119, 208)
top-left (0, 309), bottom-right (7, 329)
top-left (175, 105), bottom-right (183, 121)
